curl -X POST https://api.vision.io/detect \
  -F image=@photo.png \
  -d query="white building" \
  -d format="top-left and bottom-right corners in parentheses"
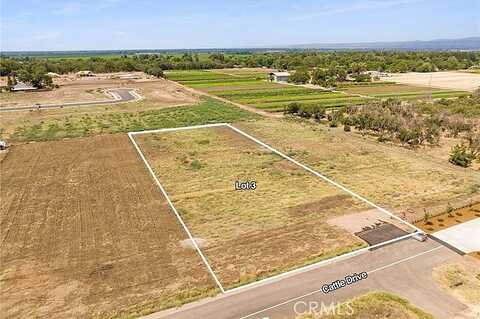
top-left (11, 82), bottom-right (37, 91)
top-left (76, 70), bottom-right (95, 77)
top-left (47, 72), bottom-right (60, 78)
top-left (270, 71), bottom-right (290, 82)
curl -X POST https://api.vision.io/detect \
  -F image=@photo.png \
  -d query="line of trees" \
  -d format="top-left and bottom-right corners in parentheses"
top-left (285, 96), bottom-right (480, 167)
top-left (287, 64), bottom-right (373, 86)
top-left (2, 51), bottom-right (479, 77)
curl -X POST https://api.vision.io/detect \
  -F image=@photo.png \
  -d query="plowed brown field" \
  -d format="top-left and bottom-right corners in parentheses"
top-left (0, 135), bottom-right (214, 319)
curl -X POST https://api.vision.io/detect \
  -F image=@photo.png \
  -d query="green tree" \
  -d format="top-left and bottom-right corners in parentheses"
top-left (17, 64), bottom-right (53, 89)
top-left (145, 66), bottom-right (164, 78)
top-left (311, 69), bottom-right (327, 86)
top-left (288, 68), bottom-right (310, 84)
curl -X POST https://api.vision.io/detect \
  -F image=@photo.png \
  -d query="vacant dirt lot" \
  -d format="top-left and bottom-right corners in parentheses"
top-left (381, 71), bottom-right (480, 92)
top-left (342, 83), bottom-right (449, 95)
top-left (133, 126), bottom-right (414, 288)
top-left (236, 119), bottom-right (480, 222)
top-left (0, 135), bottom-right (214, 318)
top-left (0, 77), bottom-right (200, 139)
top-left (0, 76), bottom-right (198, 108)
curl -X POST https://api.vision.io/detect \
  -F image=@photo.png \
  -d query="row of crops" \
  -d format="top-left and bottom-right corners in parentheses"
top-left (166, 70), bottom-right (470, 113)
top-left (166, 70), bottom-right (369, 112)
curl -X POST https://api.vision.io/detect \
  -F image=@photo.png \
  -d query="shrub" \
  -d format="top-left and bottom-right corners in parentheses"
top-left (449, 144), bottom-right (475, 167)
top-left (344, 124), bottom-right (351, 132)
top-left (285, 102), bottom-right (301, 114)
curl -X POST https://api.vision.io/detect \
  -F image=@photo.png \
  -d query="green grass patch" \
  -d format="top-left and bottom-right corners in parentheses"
top-left (188, 80), bottom-right (267, 88)
top-left (178, 78), bottom-right (261, 85)
top-left (254, 96), bottom-right (369, 109)
top-left (11, 98), bottom-right (259, 142)
top-left (237, 93), bottom-right (348, 105)
top-left (215, 87), bottom-right (327, 99)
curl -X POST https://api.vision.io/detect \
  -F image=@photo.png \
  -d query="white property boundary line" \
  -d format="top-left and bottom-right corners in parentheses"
top-left (128, 129), bottom-right (226, 293)
top-left (128, 123), bottom-right (423, 295)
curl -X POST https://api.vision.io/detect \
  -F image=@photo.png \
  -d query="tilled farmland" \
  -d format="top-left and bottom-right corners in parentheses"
top-left (0, 135), bottom-right (215, 318)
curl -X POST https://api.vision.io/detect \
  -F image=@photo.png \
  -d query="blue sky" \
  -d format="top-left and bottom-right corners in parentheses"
top-left (1, 0), bottom-right (479, 51)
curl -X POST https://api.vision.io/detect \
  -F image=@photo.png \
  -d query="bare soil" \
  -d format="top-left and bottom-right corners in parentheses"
top-left (415, 203), bottom-right (480, 233)
top-left (0, 76), bottom-right (198, 108)
top-left (329, 208), bottom-right (413, 234)
top-left (342, 83), bottom-right (448, 95)
top-left (0, 135), bottom-right (214, 319)
top-left (381, 71), bottom-right (480, 92)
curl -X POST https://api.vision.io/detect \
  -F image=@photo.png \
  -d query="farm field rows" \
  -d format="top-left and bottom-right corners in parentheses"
top-left (0, 134), bottom-right (216, 319)
top-left (167, 70), bottom-right (470, 113)
top-left (166, 70), bottom-right (370, 112)
top-left (133, 125), bottom-right (415, 289)
top-left (339, 82), bottom-right (470, 99)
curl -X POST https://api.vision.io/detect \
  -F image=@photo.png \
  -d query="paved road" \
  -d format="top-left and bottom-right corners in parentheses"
top-left (145, 238), bottom-right (465, 319)
top-left (0, 88), bottom-right (140, 112)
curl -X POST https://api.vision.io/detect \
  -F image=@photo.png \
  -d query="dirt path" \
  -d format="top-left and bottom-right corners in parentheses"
top-left (165, 79), bottom-right (282, 118)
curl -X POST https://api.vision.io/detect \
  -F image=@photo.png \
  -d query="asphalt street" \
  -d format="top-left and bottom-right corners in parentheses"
top-left (145, 238), bottom-right (465, 319)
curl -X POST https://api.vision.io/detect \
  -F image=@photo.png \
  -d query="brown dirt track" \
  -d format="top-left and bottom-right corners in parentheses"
top-left (0, 135), bottom-right (214, 318)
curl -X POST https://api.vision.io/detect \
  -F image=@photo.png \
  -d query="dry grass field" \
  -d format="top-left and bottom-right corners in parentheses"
top-left (235, 119), bottom-right (480, 221)
top-left (134, 126), bottom-right (388, 288)
top-left (0, 135), bottom-right (215, 319)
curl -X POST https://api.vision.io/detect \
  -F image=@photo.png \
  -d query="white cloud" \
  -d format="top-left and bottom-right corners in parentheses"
top-left (288, 0), bottom-right (426, 21)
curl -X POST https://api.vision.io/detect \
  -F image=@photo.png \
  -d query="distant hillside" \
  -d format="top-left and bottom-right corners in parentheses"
top-left (287, 37), bottom-right (480, 51)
